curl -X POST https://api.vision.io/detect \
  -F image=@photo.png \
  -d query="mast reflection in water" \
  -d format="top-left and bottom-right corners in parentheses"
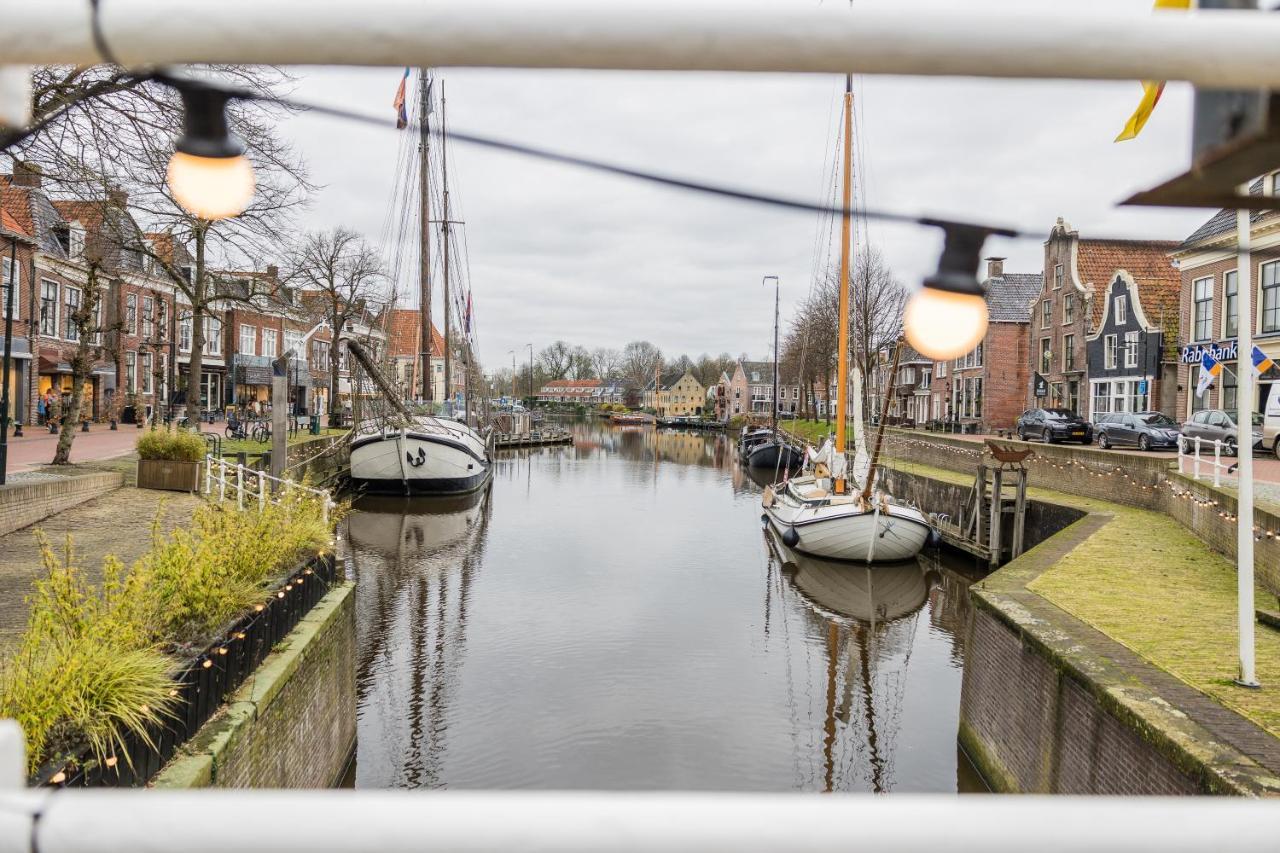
top-left (344, 421), bottom-right (985, 791)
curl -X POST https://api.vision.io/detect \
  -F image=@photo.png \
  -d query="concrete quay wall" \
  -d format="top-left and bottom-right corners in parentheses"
top-left (154, 580), bottom-right (357, 789)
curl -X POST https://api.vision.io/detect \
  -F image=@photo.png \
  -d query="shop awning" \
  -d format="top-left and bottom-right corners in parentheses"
top-left (38, 355), bottom-right (72, 374)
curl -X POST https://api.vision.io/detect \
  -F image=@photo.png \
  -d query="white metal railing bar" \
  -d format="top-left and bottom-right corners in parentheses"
top-left (203, 455), bottom-right (334, 522)
top-left (7, 3), bottom-right (1280, 88)
top-left (5, 789), bottom-right (1278, 853)
top-left (1177, 435), bottom-right (1233, 488)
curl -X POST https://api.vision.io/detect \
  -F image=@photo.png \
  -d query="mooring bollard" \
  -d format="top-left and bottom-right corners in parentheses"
top-left (1213, 439), bottom-right (1222, 488)
top-left (1193, 436), bottom-right (1202, 481)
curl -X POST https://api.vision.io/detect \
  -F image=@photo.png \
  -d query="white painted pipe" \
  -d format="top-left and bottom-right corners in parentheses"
top-left (17, 791), bottom-right (1280, 853)
top-left (1234, 197), bottom-right (1258, 688)
top-left (6, 2), bottom-right (1280, 87)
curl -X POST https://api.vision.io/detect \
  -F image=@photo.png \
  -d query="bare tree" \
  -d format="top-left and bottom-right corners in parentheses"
top-left (620, 340), bottom-right (661, 391)
top-left (536, 340), bottom-right (574, 380)
top-left (13, 65), bottom-right (312, 426)
top-left (850, 247), bottom-right (907, 417)
top-left (568, 346), bottom-right (594, 380)
top-left (51, 258), bottom-right (115, 464)
top-left (590, 347), bottom-right (622, 382)
top-left (288, 228), bottom-right (385, 425)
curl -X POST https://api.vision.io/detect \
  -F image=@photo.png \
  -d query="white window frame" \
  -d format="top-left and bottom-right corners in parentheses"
top-left (204, 316), bottom-right (222, 356)
top-left (1192, 276), bottom-right (1213, 342)
top-left (40, 279), bottom-right (58, 337)
top-left (124, 351), bottom-right (136, 394)
top-left (1124, 331), bottom-right (1139, 369)
top-left (262, 328), bottom-right (278, 358)
top-left (1041, 299), bottom-right (1051, 329)
top-left (125, 293), bottom-right (137, 336)
top-left (1064, 334), bottom-right (1075, 371)
top-left (1114, 295), bottom-right (1126, 326)
top-left (1, 258), bottom-right (19, 320)
top-left (63, 285), bottom-right (81, 342)
top-left (1054, 263), bottom-right (1063, 290)
top-left (1224, 269), bottom-right (1238, 339)
top-left (178, 312), bottom-right (192, 353)
top-left (1063, 293), bottom-right (1074, 325)
top-left (142, 296), bottom-right (155, 339)
top-left (1040, 338), bottom-right (1051, 373)
top-left (239, 323), bottom-right (257, 356)
top-left (1104, 334), bottom-right (1118, 369)
top-left (141, 351), bottom-right (154, 394)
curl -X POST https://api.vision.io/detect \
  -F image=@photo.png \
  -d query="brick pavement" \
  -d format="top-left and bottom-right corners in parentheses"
top-left (2, 426), bottom-right (145, 474)
top-left (0, 484), bottom-right (200, 639)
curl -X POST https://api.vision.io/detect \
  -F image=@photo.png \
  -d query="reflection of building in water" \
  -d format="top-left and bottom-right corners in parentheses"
top-left (345, 489), bottom-right (492, 788)
top-left (766, 528), bottom-right (935, 793)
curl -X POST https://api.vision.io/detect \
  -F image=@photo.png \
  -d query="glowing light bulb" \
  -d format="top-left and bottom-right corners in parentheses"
top-left (166, 151), bottom-right (255, 221)
top-left (903, 287), bottom-right (988, 361)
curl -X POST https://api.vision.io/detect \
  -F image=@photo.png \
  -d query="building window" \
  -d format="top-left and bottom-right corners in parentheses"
top-left (156, 300), bottom-right (167, 342)
top-left (313, 340), bottom-right (330, 366)
top-left (179, 312), bottom-right (192, 352)
top-left (262, 328), bottom-right (277, 358)
top-left (1104, 334), bottom-right (1118, 369)
top-left (1114, 295), bottom-right (1126, 325)
top-left (1066, 379), bottom-right (1079, 414)
top-left (1192, 276), bottom-right (1213, 341)
top-left (1092, 381), bottom-right (1110, 418)
top-left (141, 352), bottom-right (153, 394)
top-left (1262, 261), bottom-right (1280, 334)
top-left (204, 316), bottom-right (221, 355)
top-left (124, 351), bottom-right (136, 394)
top-left (1189, 365), bottom-right (1208, 414)
top-left (1, 258), bottom-right (18, 320)
top-left (1041, 299), bottom-right (1051, 328)
top-left (239, 323), bottom-right (256, 356)
top-left (40, 280), bottom-right (58, 336)
top-left (1063, 294), bottom-right (1074, 325)
top-left (1224, 270), bottom-right (1238, 339)
top-left (1124, 331), bottom-right (1139, 369)
top-left (1040, 338), bottom-right (1051, 373)
top-left (1064, 335), bottom-right (1075, 371)
top-left (125, 293), bottom-right (137, 335)
top-left (1223, 369), bottom-right (1237, 412)
top-left (1054, 263), bottom-right (1063, 290)
top-left (142, 296), bottom-right (155, 338)
top-left (63, 286), bottom-right (80, 341)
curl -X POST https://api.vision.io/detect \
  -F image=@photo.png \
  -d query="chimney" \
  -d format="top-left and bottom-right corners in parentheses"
top-left (266, 264), bottom-right (279, 280)
top-left (11, 160), bottom-right (41, 188)
top-left (985, 256), bottom-right (1005, 280)
top-left (107, 187), bottom-right (128, 208)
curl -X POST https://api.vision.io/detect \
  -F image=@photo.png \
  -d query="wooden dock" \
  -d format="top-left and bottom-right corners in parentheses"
top-left (493, 430), bottom-right (573, 450)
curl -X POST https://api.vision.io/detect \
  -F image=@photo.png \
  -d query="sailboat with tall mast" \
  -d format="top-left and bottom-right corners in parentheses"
top-left (746, 275), bottom-right (804, 472)
top-left (349, 68), bottom-right (493, 496)
top-left (762, 76), bottom-right (931, 563)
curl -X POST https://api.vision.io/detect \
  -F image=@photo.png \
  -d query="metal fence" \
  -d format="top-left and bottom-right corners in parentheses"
top-left (31, 553), bottom-right (339, 789)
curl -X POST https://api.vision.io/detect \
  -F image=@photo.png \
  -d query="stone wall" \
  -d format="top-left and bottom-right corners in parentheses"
top-left (0, 471), bottom-right (123, 537)
top-left (960, 607), bottom-right (1201, 794)
top-left (154, 579), bottom-right (356, 789)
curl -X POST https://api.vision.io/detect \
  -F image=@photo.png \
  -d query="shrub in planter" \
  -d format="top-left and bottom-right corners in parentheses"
top-left (136, 430), bottom-right (206, 492)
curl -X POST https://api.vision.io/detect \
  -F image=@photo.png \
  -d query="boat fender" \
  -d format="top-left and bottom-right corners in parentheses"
top-left (781, 526), bottom-right (800, 548)
top-left (928, 527), bottom-right (942, 548)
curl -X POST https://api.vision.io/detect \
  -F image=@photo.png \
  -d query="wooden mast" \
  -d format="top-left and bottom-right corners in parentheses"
top-left (834, 74), bottom-right (854, 493)
top-left (417, 70), bottom-right (433, 403)
top-left (441, 81), bottom-right (453, 412)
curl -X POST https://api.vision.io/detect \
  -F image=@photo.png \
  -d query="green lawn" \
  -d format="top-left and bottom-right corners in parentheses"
top-left (885, 454), bottom-right (1280, 740)
top-left (780, 418), bottom-right (872, 448)
top-left (217, 428), bottom-right (348, 457)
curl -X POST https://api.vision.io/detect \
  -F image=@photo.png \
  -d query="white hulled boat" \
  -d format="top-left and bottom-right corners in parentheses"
top-left (350, 416), bottom-right (491, 496)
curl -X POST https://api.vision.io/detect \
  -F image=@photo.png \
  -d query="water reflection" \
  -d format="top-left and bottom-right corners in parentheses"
top-left (345, 419), bottom-right (982, 791)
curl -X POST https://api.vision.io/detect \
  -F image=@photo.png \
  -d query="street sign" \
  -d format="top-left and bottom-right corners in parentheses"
top-left (1033, 373), bottom-right (1048, 398)
top-left (1138, 379), bottom-right (1148, 395)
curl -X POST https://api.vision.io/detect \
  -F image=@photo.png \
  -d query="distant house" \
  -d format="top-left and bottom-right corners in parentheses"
top-left (644, 369), bottom-right (707, 417)
top-left (728, 359), bottom-right (776, 416)
top-left (537, 378), bottom-right (601, 403)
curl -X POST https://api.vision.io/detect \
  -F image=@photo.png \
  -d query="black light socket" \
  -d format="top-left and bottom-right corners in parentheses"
top-left (920, 219), bottom-right (1015, 296)
top-left (173, 86), bottom-right (245, 160)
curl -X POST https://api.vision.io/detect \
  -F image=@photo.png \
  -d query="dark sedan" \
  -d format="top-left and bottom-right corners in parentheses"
top-left (1016, 408), bottom-right (1093, 444)
top-left (1095, 411), bottom-right (1181, 451)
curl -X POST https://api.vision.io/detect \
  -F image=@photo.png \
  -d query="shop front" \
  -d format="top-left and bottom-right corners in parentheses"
top-left (0, 337), bottom-right (30, 424)
top-left (1180, 339), bottom-right (1280, 418)
top-left (232, 353), bottom-right (273, 413)
top-left (37, 355), bottom-right (113, 421)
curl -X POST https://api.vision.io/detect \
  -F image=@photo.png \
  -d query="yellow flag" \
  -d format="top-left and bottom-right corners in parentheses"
top-left (1115, 0), bottom-right (1191, 142)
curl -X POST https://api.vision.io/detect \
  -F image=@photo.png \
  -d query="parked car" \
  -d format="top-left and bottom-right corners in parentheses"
top-left (1094, 411), bottom-right (1180, 451)
top-left (1180, 409), bottom-right (1262, 457)
top-left (1016, 408), bottom-right (1093, 444)
top-left (1265, 393), bottom-right (1280, 460)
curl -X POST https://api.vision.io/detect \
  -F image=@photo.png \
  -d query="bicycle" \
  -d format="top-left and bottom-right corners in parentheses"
top-left (225, 416), bottom-right (249, 440)
top-left (251, 421), bottom-right (271, 443)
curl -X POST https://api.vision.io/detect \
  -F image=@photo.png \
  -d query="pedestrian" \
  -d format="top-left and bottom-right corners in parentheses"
top-left (36, 391), bottom-right (46, 426)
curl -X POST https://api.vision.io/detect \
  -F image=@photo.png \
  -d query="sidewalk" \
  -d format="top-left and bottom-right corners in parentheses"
top-left (2, 426), bottom-right (143, 474)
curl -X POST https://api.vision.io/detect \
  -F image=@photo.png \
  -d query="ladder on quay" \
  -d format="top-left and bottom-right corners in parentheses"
top-left (935, 444), bottom-right (1030, 568)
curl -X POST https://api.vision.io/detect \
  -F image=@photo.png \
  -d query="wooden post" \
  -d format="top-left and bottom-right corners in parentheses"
top-left (271, 355), bottom-right (287, 483)
top-left (974, 464), bottom-right (987, 550)
top-left (989, 467), bottom-right (1003, 567)
top-left (1011, 468), bottom-right (1028, 559)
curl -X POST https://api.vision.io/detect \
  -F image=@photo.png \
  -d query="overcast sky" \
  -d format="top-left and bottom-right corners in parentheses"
top-left (279, 0), bottom-right (1210, 371)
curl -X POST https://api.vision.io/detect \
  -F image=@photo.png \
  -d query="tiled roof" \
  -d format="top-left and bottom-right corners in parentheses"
top-left (1075, 239), bottom-right (1180, 329)
top-left (1179, 178), bottom-right (1268, 249)
top-left (0, 207), bottom-right (31, 241)
top-left (897, 342), bottom-right (929, 364)
top-left (542, 378), bottom-right (602, 388)
top-left (739, 360), bottom-right (772, 383)
top-left (985, 272), bottom-right (1042, 322)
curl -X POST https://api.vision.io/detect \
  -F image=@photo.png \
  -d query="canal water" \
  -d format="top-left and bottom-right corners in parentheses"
top-left (344, 420), bottom-right (987, 792)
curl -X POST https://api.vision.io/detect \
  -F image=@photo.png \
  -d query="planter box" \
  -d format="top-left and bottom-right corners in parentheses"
top-left (137, 459), bottom-right (202, 492)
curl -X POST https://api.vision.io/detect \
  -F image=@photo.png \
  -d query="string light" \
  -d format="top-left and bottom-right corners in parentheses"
top-left (166, 81), bottom-right (255, 220)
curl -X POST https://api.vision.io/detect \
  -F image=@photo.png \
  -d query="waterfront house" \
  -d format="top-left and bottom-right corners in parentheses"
top-left (892, 344), bottom-right (933, 425)
top-left (728, 359), bottom-right (774, 416)
top-left (1025, 218), bottom-right (1179, 419)
top-left (1172, 178), bottom-right (1280, 421)
top-left (386, 307), bottom-right (448, 402)
top-left (644, 369), bottom-right (706, 417)
top-left (538, 378), bottom-right (602, 404)
top-left (942, 258), bottom-right (1041, 432)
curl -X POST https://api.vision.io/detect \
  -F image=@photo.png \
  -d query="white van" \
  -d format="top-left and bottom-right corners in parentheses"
top-left (1265, 390), bottom-right (1280, 459)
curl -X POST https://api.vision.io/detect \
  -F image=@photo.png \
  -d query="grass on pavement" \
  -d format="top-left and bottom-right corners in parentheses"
top-left (218, 428), bottom-right (347, 457)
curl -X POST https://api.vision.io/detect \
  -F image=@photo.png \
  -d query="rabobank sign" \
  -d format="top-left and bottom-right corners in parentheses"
top-left (1179, 339), bottom-right (1239, 365)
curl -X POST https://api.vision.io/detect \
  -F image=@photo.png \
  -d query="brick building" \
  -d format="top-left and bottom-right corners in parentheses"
top-left (1172, 179), bottom-right (1280, 424)
top-left (1026, 219), bottom-right (1179, 419)
top-left (941, 258), bottom-right (1041, 432)
top-left (386, 307), bottom-right (447, 402)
